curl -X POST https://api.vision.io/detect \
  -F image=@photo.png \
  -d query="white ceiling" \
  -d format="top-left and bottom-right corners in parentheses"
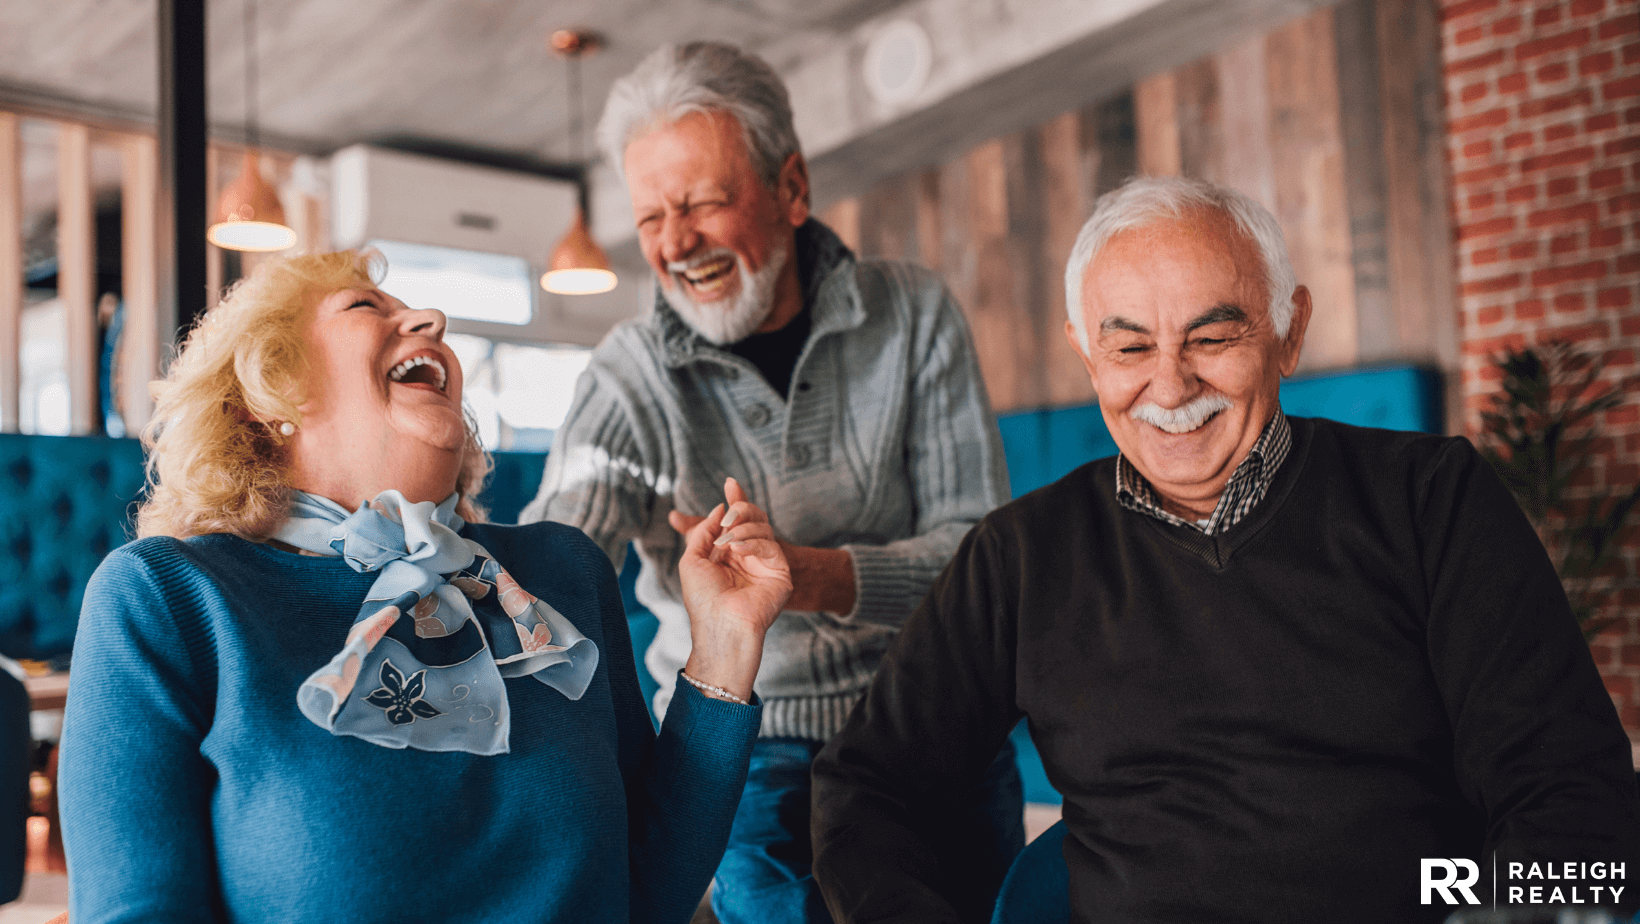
top-left (0, 0), bottom-right (910, 163)
top-left (2, 0), bottom-right (1333, 236)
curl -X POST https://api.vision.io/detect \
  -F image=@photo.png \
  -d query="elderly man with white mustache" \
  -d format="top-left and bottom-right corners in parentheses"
top-left (810, 175), bottom-right (1640, 924)
top-left (521, 41), bottom-right (1023, 924)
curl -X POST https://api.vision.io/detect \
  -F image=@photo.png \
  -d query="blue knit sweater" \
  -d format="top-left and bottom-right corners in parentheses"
top-left (59, 520), bottom-right (762, 924)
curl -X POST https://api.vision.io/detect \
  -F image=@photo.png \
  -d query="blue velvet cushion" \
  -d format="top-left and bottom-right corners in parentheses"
top-left (0, 442), bottom-right (549, 662)
top-left (0, 435), bottom-right (146, 661)
top-left (477, 451), bottom-right (548, 526)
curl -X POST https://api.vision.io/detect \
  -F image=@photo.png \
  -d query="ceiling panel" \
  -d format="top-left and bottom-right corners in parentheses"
top-left (0, 0), bottom-right (869, 161)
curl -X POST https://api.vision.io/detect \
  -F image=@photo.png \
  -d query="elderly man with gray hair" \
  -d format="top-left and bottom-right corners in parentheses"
top-left (521, 42), bottom-right (1023, 924)
top-left (811, 174), bottom-right (1640, 923)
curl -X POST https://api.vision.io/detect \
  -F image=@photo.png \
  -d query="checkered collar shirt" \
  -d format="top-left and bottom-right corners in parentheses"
top-left (1115, 409), bottom-right (1292, 535)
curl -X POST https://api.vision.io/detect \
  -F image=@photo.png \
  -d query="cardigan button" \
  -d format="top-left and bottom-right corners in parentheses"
top-left (786, 443), bottom-right (811, 468)
top-left (743, 403), bottom-right (772, 428)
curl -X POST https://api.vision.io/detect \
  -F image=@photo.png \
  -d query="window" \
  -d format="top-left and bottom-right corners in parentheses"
top-left (371, 240), bottom-right (594, 452)
top-left (446, 334), bottom-right (591, 451)
top-left (369, 239), bottom-right (534, 326)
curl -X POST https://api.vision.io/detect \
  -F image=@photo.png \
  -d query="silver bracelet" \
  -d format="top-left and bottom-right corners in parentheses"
top-left (679, 670), bottom-right (750, 705)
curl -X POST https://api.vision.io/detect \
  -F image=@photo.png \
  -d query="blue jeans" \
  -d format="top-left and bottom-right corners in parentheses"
top-left (711, 736), bottom-right (1025, 924)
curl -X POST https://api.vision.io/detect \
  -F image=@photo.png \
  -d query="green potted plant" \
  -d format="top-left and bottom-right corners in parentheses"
top-left (1477, 342), bottom-right (1640, 640)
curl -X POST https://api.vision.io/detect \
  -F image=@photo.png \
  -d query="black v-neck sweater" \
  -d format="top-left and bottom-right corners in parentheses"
top-left (813, 417), bottom-right (1640, 924)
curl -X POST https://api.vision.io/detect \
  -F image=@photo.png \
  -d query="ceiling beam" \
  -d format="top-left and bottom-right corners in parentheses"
top-left (0, 79), bottom-right (330, 159)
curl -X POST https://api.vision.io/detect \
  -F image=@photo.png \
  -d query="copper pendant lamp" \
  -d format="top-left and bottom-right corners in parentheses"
top-left (208, 150), bottom-right (296, 251)
top-left (206, 0), bottom-right (295, 252)
top-left (541, 29), bottom-right (617, 296)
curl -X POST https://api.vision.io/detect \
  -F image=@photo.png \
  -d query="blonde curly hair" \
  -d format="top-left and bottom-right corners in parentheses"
top-left (137, 250), bottom-right (491, 539)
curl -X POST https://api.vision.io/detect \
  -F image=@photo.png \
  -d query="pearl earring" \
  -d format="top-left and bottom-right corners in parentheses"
top-left (278, 422), bottom-right (296, 436)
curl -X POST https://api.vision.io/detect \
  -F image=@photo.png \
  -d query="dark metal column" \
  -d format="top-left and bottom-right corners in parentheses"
top-left (158, 0), bottom-right (207, 347)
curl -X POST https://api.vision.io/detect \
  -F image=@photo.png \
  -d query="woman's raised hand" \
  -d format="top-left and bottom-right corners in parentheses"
top-left (677, 478), bottom-right (791, 703)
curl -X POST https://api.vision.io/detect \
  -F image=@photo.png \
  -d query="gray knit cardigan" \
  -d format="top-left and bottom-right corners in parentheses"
top-left (521, 220), bottom-right (1008, 740)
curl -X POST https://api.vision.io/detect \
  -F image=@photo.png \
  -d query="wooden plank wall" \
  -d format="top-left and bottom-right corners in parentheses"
top-left (823, 0), bottom-right (1455, 418)
top-left (120, 133), bottom-right (159, 435)
top-left (823, 94), bottom-right (1135, 412)
top-left (57, 123), bottom-right (97, 434)
top-left (0, 113), bottom-right (20, 431)
top-left (0, 108), bottom-right (314, 436)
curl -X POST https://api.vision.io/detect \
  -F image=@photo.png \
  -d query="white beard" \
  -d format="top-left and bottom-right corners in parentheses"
top-left (1130, 394), bottom-right (1233, 434)
top-left (661, 246), bottom-right (788, 345)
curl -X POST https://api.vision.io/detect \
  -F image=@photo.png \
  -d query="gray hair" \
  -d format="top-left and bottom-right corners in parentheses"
top-left (598, 42), bottom-right (800, 190)
top-left (1064, 175), bottom-right (1299, 351)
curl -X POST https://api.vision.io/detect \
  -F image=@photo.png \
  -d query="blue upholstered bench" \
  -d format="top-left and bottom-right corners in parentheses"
top-left (0, 435), bottom-right (148, 664)
top-left (0, 440), bottom-right (559, 664)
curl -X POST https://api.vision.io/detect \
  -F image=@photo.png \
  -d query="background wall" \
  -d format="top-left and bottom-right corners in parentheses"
top-left (1440, 0), bottom-right (1640, 730)
top-left (821, 0), bottom-right (1640, 740)
top-left (822, 0), bottom-right (1456, 416)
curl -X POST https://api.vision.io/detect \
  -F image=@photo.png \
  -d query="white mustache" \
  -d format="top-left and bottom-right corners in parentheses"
top-left (1130, 394), bottom-right (1232, 434)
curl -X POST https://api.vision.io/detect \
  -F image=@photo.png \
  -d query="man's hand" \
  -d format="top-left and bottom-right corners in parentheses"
top-left (670, 507), bottom-right (857, 615)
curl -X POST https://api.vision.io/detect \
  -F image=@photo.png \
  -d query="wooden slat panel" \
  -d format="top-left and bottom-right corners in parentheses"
top-left (204, 143), bottom-right (221, 312)
top-left (1081, 92), bottom-right (1139, 202)
top-left (1002, 129), bottom-right (1049, 410)
top-left (1264, 7), bottom-right (1358, 370)
top-left (1173, 59), bottom-right (1220, 181)
top-left (914, 170), bottom-right (941, 273)
top-left (1059, 93), bottom-right (1140, 406)
top-left (961, 140), bottom-right (1026, 412)
top-left (1214, 37), bottom-right (1277, 211)
top-left (0, 113), bottom-right (20, 432)
top-left (121, 132), bottom-right (159, 434)
top-left (57, 121), bottom-right (98, 434)
top-left (1332, 0), bottom-right (1397, 362)
top-left (1134, 72), bottom-right (1181, 178)
top-left (817, 197), bottom-right (860, 254)
top-left (1036, 111), bottom-right (1098, 408)
top-left (1376, 0), bottom-right (1458, 392)
top-left (924, 154), bottom-right (979, 381)
top-left (931, 156), bottom-right (973, 313)
top-left (966, 140), bottom-right (1009, 238)
top-left (859, 172), bottom-right (918, 264)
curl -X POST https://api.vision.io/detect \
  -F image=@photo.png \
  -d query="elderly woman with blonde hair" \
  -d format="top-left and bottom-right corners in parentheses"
top-left (58, 250), bottom-right (789, 924)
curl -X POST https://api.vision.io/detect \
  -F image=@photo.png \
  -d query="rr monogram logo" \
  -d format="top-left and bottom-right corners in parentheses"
top-left (1421, 859), bottom-right (1482, 905)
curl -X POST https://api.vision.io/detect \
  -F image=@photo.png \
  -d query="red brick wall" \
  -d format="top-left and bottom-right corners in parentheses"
top-left (1441, 0), bottom-right (1640, 737)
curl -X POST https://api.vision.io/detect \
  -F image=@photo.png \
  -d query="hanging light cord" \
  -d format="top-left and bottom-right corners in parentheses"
top-left (244, 0), bottom-right (260, 151)
top-left (566, 52), bottom-right (583, 165)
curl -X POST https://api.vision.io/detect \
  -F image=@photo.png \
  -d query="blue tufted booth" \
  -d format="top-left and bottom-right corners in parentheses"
top-left (0, 437), bottom-right (558, 664)
top-left (0, 435), bottom-right (148, 663)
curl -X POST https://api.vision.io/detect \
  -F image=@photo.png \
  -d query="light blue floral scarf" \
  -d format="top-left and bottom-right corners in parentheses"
top-left (277, 489), bottom-right (598, 755)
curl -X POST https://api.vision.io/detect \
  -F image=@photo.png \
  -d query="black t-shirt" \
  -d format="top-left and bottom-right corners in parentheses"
top-left (729, 307), bottom-right (811, 401)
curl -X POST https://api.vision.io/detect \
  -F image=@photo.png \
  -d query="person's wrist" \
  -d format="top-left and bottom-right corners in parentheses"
top-left (683, 629), bottom-right (764, 702)
top-left (784, 545), bottom-right (853, 613)
top-left (679, 669), bottom-right (752, 705)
